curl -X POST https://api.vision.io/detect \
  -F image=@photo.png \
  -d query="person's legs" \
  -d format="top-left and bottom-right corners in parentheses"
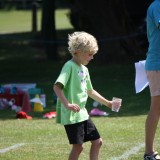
top-left (65, 119), bottom-right (101, 159)
top-left (90, 138), bottom-right (102, 160)
top-left (68, 144), bottom-right (83, 160)
top-left (145, 96), bottom-right (160, 155)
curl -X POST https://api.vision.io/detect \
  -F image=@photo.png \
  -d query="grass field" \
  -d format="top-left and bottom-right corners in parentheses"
top-left (0, 8), bottom-right (72, 33)
top-left (0, 9), bottom-right (160, 160)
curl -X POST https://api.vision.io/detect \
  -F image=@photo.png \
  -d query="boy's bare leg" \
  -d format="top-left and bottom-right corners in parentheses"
top-left (68, 144), bottom-right (83, 160)
top-left (90, 138), bottom-right (102, 160)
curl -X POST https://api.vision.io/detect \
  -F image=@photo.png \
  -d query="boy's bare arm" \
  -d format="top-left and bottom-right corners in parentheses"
top-left (87, 89), bottom-right (112, 108)
top-left (53, 83), bottom-right (80, 112)
top-left (53, 83), bottom-right (69, 107)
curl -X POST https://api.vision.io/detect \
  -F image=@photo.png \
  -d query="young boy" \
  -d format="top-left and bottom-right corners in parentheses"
top-left (53, 31), bottom-right (113, 160)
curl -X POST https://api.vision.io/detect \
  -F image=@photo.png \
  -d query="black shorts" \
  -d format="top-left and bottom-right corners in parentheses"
top-left (64, 118), bottom-right (100, 144)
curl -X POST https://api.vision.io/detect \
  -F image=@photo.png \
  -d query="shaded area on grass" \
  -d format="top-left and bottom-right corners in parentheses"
top-left (0, 31), bottom-right (150, 119)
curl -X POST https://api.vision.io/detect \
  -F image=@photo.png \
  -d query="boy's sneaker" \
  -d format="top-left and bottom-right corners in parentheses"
top-left (144, 152), bottom-right (160, 160)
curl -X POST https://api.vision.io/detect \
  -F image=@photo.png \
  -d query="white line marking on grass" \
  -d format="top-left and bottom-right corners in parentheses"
top-left (0, 143), bottom-right (25, 154)
top-left (112, 143), bottom-right (144, 160)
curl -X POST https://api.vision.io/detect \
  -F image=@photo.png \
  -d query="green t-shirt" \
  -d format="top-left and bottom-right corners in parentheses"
top-left (55, 60), bottom-right (93, 125)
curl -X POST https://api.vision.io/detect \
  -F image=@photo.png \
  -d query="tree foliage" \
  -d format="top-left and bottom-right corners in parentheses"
top-left (68, 0), bottom-right (152, 63)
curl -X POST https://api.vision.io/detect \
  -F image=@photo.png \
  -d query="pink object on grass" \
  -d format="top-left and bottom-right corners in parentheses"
top-left (89, 108), bottom-right (109, 116)
top-left (43, 112), bottom-right (56, 119)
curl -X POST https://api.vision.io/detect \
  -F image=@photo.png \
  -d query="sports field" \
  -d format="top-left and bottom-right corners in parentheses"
top-left (0, 9), bottom-right (160, 160)
top-left (1, 114), bottom-right (156, 160)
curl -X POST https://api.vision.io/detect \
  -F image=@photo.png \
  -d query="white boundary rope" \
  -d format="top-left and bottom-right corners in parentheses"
top-left (0, 143), bottom-right (25, 154)
top-left (112, 143), bottom-right (144, 160)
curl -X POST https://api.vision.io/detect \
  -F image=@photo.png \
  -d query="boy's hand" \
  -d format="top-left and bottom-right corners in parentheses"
top-left (107, 101), bottom-right (113, 108)
top-left (66, 104), bottom-right (80, 112)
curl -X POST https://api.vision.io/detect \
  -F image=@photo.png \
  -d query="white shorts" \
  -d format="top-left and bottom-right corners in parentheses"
top-left (146, 71), bottom-right (160, 96)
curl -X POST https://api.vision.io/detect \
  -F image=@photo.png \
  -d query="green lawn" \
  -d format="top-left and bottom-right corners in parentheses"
top-left (0, 9), bottom-right (73, 33)
top-left (0, 9), bottom-right (158, 160)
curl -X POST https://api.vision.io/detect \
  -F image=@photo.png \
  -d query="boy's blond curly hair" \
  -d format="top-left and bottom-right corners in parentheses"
top-left (68, 31), bottom-right (98, 55)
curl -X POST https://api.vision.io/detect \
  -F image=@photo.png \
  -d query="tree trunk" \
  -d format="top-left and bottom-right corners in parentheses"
top-left (41, 0), bottom-right (58, 60)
